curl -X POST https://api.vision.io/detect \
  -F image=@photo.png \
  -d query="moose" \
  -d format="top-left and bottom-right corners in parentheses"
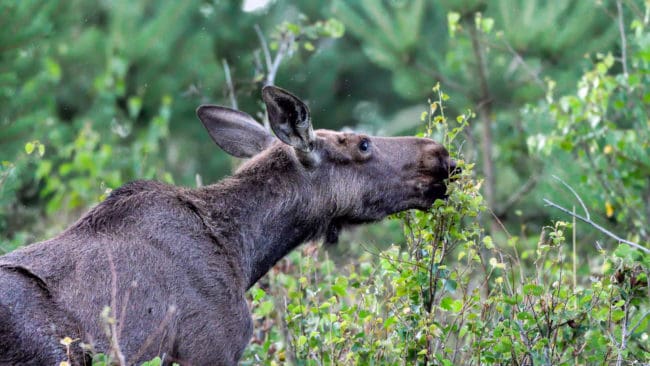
top-left (0, 86), bottom-right (457, 365)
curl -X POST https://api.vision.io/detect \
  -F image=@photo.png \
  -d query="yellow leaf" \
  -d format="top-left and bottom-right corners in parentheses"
top-left (489, 257), bottom-right (506, 269)
top-left (59, 362), bottom-right (70, 366)
top-left (60, 337), bottom-right (73, 346)
top-left (604, 145), bottom-right (613, 154)
top-left (606, 201), bottom-right (614, 218)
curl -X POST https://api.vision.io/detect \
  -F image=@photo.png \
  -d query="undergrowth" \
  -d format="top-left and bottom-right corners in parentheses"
top-left (242, 85), bottom-right (650, 365)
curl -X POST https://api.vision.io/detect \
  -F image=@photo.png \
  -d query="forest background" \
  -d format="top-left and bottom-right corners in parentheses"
top-left (1, 1), bottom-right (649, 364)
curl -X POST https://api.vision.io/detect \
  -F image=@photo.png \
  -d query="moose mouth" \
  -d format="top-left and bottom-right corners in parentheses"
top-left (323, 162), bottom-right (459, 246)
top-left (426, 181), bottom-right (449, 201)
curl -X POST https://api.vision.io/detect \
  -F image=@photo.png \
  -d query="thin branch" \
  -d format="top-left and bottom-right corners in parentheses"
top-left (254, 24), bottom-right (272, 72)
top-left (359, 241), bottom-right (429, 272)
top-left (253, 25), bottom-right (295, 131)
top-left (130, 305), bottom-right (177, 363)
top-left (267, 33), bottom-right (294, 86)
top-left (616, 297), bottom-right (631, 366)
top-left (543, 199), bottom-right (649, 254)
top-left (551, 175), bottom-right (590, 220)
top-left (616, 0), bottom-right (629, 78)
top-left (222, 59), bottom-right (238, 110)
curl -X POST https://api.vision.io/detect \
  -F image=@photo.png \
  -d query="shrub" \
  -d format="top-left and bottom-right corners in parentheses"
top-left (242, 85), bottom-right (649, 365)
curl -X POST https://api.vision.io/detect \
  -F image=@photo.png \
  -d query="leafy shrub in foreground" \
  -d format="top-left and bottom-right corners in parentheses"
top-left (242, 86), bottom-right (649, 365)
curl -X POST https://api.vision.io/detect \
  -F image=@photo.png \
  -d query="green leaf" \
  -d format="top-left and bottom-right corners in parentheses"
top-left (483, 236), bottom-right (494, 249)
top-left (481, 18), bottom-right (494, 34)
top-left (297, 335), bottom-right (307, 347)
top-left (523, 284), bottom-right (544, 296)
top-left (251, 287), bottom-right (266, 301)
top-left (447, 12), bottom-right (460, 37)
top-left (256, 301), bottom-right (274, 317)
top-left (324, 18), bottom-right (345, 38)
top-left (384, 316), bottom-right (397, 328)
top-left (440, 296), bottom-right (454, 311)
top-left (516, 311), bottom-right (533, 320)
top-left (25, 142), bottom-right (34, 154)
top-left (45, 58), bottom-right (61, 81)
top-left (140, 357), bottom-right (162, 366)
top-left (128, 96), bottom-right (142, 118)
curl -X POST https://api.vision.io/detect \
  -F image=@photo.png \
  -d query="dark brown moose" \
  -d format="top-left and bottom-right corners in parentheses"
top-left (0, 86), bottom-right (457, 365)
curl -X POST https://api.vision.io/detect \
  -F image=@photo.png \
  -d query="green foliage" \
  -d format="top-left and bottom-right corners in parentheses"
top-left (0, 0), bottom-right (344, 249)
top-left (244, 88), bottom-right (649, 364)
top-left (2, 1), bottom-right (650, 364)
top-left (528, 23), bottom-right (650, 242)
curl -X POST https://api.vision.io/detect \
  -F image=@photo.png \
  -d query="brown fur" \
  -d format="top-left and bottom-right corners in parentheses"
top-left (0, 87), bottom-right (455, 365)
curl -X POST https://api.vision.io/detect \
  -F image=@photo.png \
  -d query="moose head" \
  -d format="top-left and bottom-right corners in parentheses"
top-left (198, 85), bottom-right (457, 263)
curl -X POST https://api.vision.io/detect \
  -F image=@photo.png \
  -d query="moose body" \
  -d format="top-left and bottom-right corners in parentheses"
top-left (0, 87), bottom-right (456, 365)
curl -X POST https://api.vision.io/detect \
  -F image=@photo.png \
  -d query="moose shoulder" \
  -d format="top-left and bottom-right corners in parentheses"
top-left (0, 86), bottom-right (457, 365)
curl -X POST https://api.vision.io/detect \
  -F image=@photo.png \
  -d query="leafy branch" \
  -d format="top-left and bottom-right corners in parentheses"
top-left (543, 175), bottom-right (649, 254)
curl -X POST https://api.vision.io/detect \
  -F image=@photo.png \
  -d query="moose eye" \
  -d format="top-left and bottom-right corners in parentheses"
top-left (358, 138), bottom-right (370, 153)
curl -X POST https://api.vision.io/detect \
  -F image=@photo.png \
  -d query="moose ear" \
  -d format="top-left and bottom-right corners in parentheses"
top-left (196, 105), bottom-right (275, 158)
top-left (262, 86), bottom-right (315, 153)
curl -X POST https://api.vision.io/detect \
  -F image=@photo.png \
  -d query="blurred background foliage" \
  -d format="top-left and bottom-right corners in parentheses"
top-left (1, 0), bottom-right (645, 249)
top-left (1, 0), bottom-right (649, 364)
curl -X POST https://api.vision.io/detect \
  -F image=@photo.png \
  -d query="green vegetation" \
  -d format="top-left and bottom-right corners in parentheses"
top-left (1, 0), bottom-right (648, 364)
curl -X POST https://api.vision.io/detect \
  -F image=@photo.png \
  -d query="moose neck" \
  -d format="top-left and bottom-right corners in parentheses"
top-left (197, 154), bottom-right (328, 289)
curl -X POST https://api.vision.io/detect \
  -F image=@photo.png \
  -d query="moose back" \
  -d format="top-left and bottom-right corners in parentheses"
top-left (0, 86), bottom-right (456, 365)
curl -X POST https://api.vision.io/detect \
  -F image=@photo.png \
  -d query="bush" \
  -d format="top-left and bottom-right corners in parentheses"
top-left (242, 86), bottom-right (649, 365)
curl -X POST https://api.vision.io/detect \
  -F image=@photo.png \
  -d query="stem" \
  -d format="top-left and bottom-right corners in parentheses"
top-left (543, 199), bottom-right (649, 254)
top-left (616, 0), bottom-right (629, 78)
top-left (267, 32), bottom-right (294, 87)
top-left (254, 24), bottom-right (272, 73)
top-left (615, 297), bottom-right (630, 366)
top-left (572, 206), bottom-right (577, 309)
top-left (221, 59), bottom-right (238, 110)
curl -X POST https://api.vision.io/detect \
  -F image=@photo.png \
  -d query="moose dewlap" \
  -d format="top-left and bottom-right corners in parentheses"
top-left (0, 86), bottom-right (456, 365)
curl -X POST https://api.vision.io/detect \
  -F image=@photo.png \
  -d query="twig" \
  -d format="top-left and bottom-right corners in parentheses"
top-left (616, 0), bottom-right (629, 78)
top-left (551, 175), bottom-right (590, 220)
top-left (359, 241), bottom-right (429, 272)
top-left (543, 199), bottom-right (649, 254)
top-left (616, 297), bottom-right (631, 366)
top-left (254, 24), bottom-right (272, 73)
top-left (130, 305), bottom-right (177, 363)
top-left (253, 25), bottom-right (295, 131)
top-left (222, 59), bottom-right (238, 110)
top-left (267, 33), bottom-right (294, 87)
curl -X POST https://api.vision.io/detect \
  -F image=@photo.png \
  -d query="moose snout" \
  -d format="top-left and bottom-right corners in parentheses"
top-left (419, 142), bottom-right (458, 180)
top-left (432, 157), bottom-right (460, 180)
